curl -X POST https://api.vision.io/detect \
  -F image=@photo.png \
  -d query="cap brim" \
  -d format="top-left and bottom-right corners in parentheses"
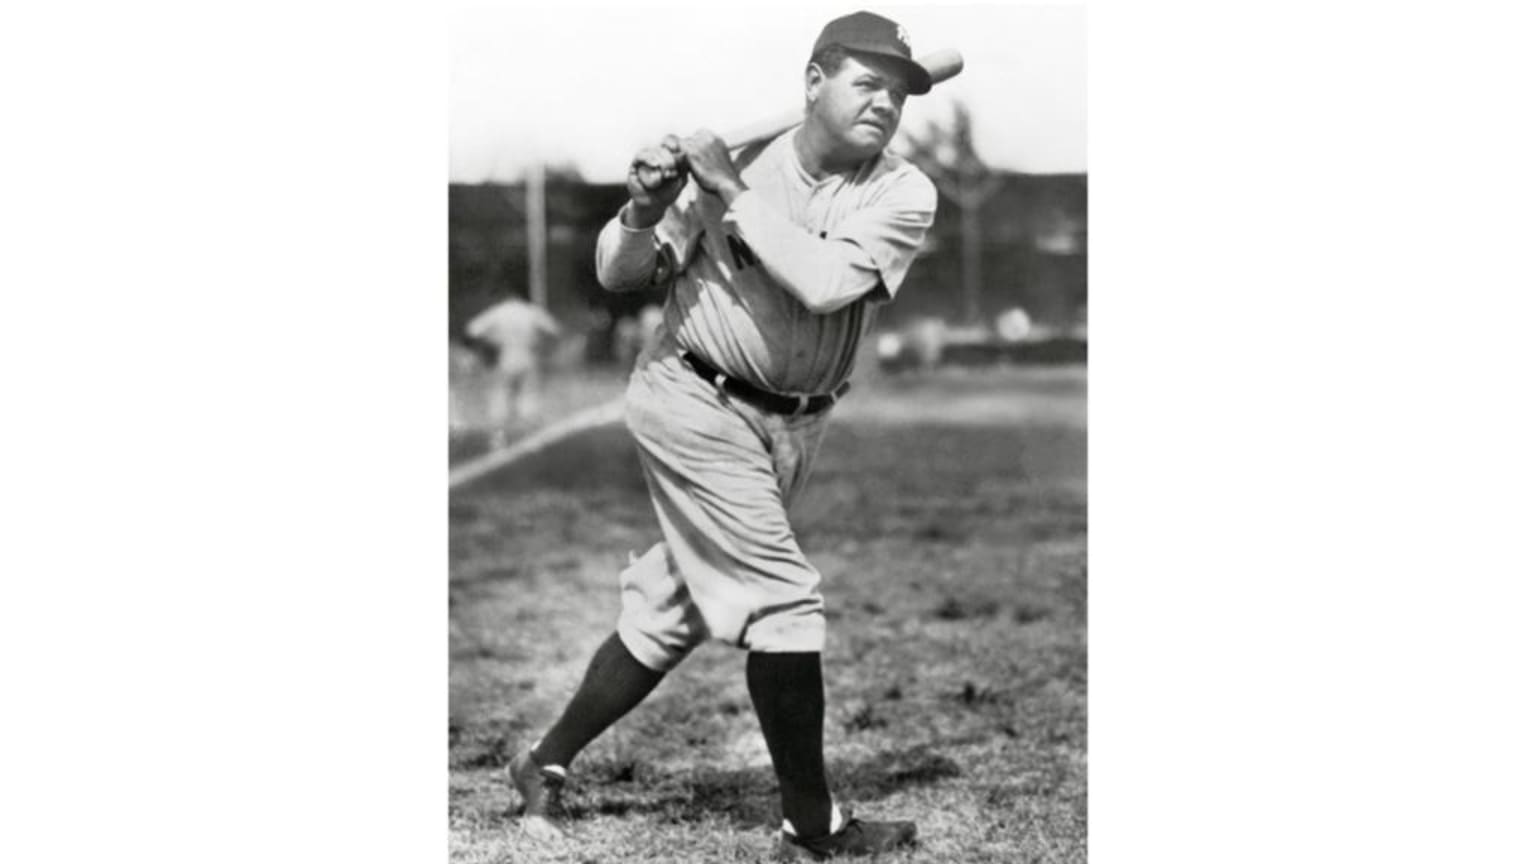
top-left (843, 46), bottom-right (932, 95)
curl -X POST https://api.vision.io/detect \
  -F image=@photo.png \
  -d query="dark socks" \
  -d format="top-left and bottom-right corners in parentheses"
top-left (530, 632), bottom-right (665, 768)
top-left (747, 651), bottom-right (834, 839)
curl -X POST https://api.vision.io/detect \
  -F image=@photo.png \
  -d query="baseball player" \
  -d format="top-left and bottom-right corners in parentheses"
top-left (508, 12), bottom-right (938, 859)
top-left (464, 293), bottom-right (561, 448)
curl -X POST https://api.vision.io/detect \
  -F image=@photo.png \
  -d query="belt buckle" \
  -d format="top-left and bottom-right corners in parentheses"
top-left (790, 394), bottom-right (810, 417)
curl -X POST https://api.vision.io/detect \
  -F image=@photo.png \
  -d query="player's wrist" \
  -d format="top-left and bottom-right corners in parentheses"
top-left (716, 180), bottom-right (748, 207)
top-left (621, 201), bottom-right (665, 230)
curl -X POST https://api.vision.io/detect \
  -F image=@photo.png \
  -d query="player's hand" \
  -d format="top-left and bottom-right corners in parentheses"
top-left (679, 130), bottom-right (746, 202)
top-left (624, 135), bottom-right (687, 227)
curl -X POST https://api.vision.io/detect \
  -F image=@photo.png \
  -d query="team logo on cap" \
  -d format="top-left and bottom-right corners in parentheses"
top-left (895, 24), bottom-right (910, 48)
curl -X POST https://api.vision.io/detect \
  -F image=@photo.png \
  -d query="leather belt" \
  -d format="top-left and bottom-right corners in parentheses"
top-left (681, 351), bottom-right (850, 417)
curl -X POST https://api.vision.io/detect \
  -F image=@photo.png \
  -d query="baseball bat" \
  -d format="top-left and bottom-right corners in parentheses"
top-left (636, 49), bottom-right (964, 188)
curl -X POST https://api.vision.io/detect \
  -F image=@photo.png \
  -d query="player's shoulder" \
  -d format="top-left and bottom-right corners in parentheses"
top-left (490, 299), bottom-right (539, 321)
top-left (471, 300), bottom-right (506, 319)
top-left (864, 149), bottom-right (938, 207)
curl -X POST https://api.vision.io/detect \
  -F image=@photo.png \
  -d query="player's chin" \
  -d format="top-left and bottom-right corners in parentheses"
top-left (847, 124), bottom-right (893, 154)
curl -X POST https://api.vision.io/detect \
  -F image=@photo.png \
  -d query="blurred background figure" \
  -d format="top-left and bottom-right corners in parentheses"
top-left (906, 315), bottom-right (949, 372)
top-left (611, 303), bottom-right (666, 372)
top-left (611, 311), bottom-right (642, 372)
top-left (637, 303), bottom-right (664, 362)
top-left (996, 306), bottom-right (1033, 342)
top-left (465, 294), bottom-right (562, 448)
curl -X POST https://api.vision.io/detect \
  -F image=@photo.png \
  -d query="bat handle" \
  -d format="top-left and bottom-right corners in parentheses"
top-left (634, 109), bottom-right (801, 190)
top-left (634, 163), bottom-right (666, 191)
top-left (720, 108), bottom-right (805, 151)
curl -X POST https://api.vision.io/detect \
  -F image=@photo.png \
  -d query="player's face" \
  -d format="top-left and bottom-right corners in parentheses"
top-left (807, 53), bottom-right (910, 159)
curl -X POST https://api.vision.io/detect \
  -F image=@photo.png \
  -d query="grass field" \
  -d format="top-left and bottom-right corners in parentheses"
top-left (448, 366), bottom-right (1087, 863)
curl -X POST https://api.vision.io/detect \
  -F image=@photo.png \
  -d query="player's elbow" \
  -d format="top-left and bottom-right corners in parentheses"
top-left (795, 270), bottom-right (873, 314)
top-left (790, 244), bottom-right (884, 314)
top-left (594, 251), bottom-right (640, 292)
top-left (597, 267), bottom-right (649, 293)
top-left (800, 293), bottom-right (852, 315)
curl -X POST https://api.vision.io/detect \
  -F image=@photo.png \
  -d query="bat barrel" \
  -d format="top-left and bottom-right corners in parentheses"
top-left (724, 50), bottom-right (964, 150)
top-left (636, 48), bottom-right (965, 186)
top-left (918, 49), bottom-right (965, 86)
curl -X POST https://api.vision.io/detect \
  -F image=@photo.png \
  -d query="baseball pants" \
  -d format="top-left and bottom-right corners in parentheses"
top-left (616, 344), bottom-right (832, 672)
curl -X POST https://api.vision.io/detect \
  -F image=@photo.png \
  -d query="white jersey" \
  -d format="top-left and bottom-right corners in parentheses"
top-left (465, 298), bottom-right (560, 375)
top-left (597, 130), bottom-right (936, 394)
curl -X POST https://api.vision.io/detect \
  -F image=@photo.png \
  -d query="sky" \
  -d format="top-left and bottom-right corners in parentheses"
top-left (450, 2), bottom-right (1086, 183)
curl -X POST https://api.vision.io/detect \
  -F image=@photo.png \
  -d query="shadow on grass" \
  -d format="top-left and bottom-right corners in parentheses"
top-left (549, 745), bottom-right (963, 829)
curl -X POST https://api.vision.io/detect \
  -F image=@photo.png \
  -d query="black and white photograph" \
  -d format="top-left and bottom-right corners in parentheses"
top-left (11, 3), bottom-right (1536, 864)
top-left (449, 5), bottom-right (1087, 861)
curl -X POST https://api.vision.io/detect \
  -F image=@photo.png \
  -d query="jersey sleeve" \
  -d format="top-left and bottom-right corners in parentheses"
top-left (533, 306), bottom-right (561, 336)
top-left (722, 163), bottom-right (937, 313)
top-left (465, 304), bottom-right (498, 338)
top-left (824, 165), bottom-right (937, 303)
top-left (594, 184), bottom-right (702, 292)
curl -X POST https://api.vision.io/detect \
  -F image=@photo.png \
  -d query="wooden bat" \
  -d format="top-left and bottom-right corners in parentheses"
top-left (636, 49), bottom-right (964, 188)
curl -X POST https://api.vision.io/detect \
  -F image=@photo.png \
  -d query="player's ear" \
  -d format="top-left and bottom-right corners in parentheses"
top-left (804, 62), bottom-right (826, 104)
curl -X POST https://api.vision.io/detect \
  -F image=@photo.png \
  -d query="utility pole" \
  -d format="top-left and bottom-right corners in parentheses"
top-left (525, 160), bottom-right (547, 308)
top-left (957, 181), bottom-right (1001, 324)
top-left (899, 103), bottom-right (1000, 325)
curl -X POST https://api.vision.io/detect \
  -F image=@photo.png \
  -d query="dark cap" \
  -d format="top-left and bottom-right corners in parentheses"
top-left (812, 11), bottom-right (931, 95)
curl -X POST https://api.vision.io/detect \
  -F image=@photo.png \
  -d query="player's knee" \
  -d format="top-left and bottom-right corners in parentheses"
top-left (616, 620), bottom-right (699, 673)
top-left (616, 598), bottom-right (704, 672)
top-left (739, 597), bottom-right (826, 654)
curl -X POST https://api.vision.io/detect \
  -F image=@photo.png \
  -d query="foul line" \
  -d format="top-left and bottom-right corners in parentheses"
top-left (448, 398), bottom-right (626, 491)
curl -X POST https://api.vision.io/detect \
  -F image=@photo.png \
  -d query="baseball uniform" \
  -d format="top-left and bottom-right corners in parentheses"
top-left (511, 14), bottom-right (939, 854)
top-left (595, 129), bottom-right (937, 670)
top-left (465, 297), bottom-right (560, 436)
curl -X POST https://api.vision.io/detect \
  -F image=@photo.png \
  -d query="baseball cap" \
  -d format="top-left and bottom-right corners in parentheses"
top-left (812, 11), bottom-right (931, 95)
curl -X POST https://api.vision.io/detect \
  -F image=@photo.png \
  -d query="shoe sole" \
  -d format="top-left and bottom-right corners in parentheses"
top-left (775, 828), bottom-right (919, 861)
top-left (507, 754), bottom-right (568, 838)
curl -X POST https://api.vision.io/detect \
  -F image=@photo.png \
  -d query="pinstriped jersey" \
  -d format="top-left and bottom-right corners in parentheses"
top-left (651, 130), bottom-right (936, 395)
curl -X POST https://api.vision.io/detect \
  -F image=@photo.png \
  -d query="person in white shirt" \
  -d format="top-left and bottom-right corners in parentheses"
top-left (464, 294), bottom-right (561, 448)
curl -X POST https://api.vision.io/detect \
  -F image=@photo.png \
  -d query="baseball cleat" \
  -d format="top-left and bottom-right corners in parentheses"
top-left (507, 749), bottom-right (568, 840)
top-left (775, 813), bottom-right (918, 860)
